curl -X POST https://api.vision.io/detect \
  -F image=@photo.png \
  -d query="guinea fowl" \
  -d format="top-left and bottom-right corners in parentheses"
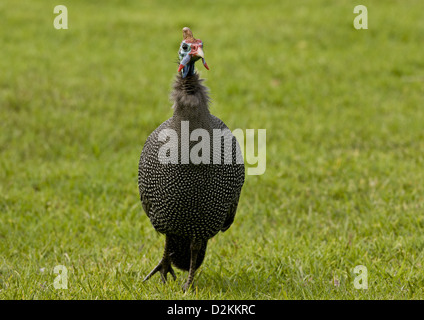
top-left (138, 27), bottom-right (245, 291)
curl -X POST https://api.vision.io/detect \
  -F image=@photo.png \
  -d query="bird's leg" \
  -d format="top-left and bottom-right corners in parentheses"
top-left (183, 239), bottom-right (202, 292)
top-left (143, 236), bottom-right (176, 283)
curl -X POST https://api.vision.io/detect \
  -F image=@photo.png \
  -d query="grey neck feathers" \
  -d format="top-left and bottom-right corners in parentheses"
top-left (171, 73), bottom-right (210, 121)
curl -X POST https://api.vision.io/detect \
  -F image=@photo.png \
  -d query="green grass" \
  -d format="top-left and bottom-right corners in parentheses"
top-left (1, 0), bottom-right (424, 299)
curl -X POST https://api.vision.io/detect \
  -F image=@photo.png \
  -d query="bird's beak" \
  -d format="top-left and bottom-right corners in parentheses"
top-left (191, 46), bottom-right (209, 70)
top-left (193, 46), bottom-right (204, 59)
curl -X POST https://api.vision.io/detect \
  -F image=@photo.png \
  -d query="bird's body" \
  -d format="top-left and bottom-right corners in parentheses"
top-left (138, 28), bottom-right (244, 290)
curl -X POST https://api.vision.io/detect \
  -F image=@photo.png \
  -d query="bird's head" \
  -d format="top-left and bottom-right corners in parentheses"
top-left (178, 27), bottom-right (209, 78)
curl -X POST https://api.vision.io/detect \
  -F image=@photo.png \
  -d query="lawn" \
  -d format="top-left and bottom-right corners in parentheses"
top-left (1, 0), bottom-right (423, 299)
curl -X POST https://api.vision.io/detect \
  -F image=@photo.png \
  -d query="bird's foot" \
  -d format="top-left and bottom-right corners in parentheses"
top-left (182, 280), bottom-right (194, 292)
top-left (143, 258), bottom-right (176, 283)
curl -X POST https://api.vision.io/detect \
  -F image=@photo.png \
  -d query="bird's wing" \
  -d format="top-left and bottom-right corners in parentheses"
top-left (221, 191), bottom-right (242, 232)
top-left (138, 136), bottom-right (154, 219)
top-left (138, 118), bottom-right (173, 219)
top-left (140, 192), bottom-right (151, 218)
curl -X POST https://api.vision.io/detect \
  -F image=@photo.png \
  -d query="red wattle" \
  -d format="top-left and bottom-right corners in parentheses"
top-left (177, 64), bottom-right (184, 72)
top-left (203, 62), bottom-right (210, 70)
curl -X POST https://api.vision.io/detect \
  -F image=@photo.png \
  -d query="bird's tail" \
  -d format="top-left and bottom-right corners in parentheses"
top-left (168, 235), bottom-right (207, 271)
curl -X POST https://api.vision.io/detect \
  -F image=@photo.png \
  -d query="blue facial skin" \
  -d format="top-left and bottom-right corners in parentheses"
top-left (178, 41), bottom-right (202, 78)
top-left (182, 63), bottom-right (194, 78)
top-left (180, 53), bottom-right (193, 78)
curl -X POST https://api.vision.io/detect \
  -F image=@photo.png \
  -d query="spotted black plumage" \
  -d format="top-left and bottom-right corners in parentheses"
top-left (138, 28), bottom-right (244, 291)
